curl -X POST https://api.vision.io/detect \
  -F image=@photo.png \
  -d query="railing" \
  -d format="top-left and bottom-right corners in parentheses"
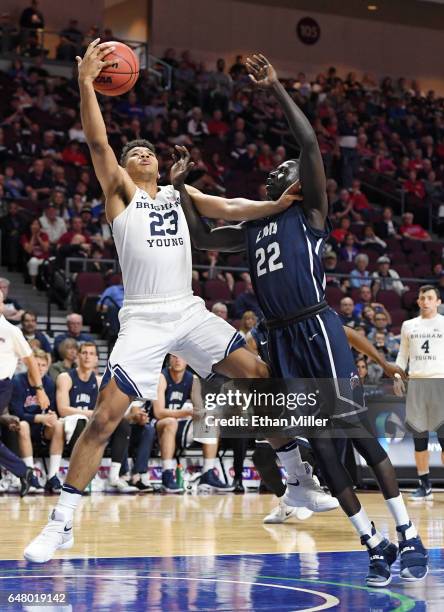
top-left (0, 27), bottom-right (172, 90)
top-left (65, 257), bottom-right (120, 279)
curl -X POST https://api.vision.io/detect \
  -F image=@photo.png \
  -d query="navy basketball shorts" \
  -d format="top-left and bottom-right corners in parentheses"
top-left (30, 423), bottom-right (48, 449)
top-left (268, 307), bottom-right (366, 421)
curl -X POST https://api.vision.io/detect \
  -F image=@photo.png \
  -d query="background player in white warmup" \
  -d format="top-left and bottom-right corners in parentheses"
top-left (394, 285), bottom-right (444, 500)
top-left (24, 40), bottom-right (305, 563)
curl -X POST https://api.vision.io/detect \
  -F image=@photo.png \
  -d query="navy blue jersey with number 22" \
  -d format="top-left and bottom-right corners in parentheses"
top-left (245, 205), bottom-right (329, 319)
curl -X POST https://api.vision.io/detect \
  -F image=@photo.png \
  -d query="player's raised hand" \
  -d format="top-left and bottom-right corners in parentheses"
top-left (76, 39), bottom-right (116, 83)
top-left (275, 180), bottom-right (303, 211)
top-left (246, 53), bottom-right (278, 88)
top-left (171, 146), bottom-right (195, 189)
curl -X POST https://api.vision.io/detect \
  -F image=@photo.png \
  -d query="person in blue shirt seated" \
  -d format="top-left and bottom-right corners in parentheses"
top-left (10, 349), bottom-right (64, 493)
top-left (97, 277), bottom-right (124, 343)
top-left (53, 313), bottom-right (93, 361)
top-left (20, 310), bottom-right (52, 363)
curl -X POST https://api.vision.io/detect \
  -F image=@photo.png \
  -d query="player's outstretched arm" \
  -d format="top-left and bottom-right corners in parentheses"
top-left (76, 40), bottom-right (133, 219)
top-left (247, 54), bottom-right (328, 228)
top-left (185, 182), bottom-right (301, 222)
top-left (344, 325), bottom-right (407, 380)
top-left (171, 146), bottom-right (243, 250)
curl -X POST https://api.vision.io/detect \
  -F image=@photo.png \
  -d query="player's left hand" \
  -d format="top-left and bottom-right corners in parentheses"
top-left (382, 362), bottom-right (407, 381)
top-left (275, 180), bottom-right (303, 211)
top-left (171, 146), bottom-right (195, 189)
top-left (246, 54), bottom-right (278, 88)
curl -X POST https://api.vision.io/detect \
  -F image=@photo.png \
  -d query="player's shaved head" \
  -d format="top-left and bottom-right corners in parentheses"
top-left (265, 158), bottom-right (300, 200)
top-left (120, 139), bottom-right (156, 166)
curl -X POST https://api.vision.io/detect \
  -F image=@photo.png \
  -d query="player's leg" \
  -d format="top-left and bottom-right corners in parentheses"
top-left (107, 418), bottom-right (138, 493)
top-left (156, 417), bottom-right (183, 493)
top-left (44, 421), bottom-right (64, 493)
top-left (0, 424), bottom-right (32, 496)
top-left (24, 378), bottom-right (131, 562)
top-left (198, 438), bottom-right (235, 493)
top-left (438, 423), bottom-right (444, 467)
top-left (410, 431), bottom-right (432, 500)
top-left (174, 304), bottom-right (330, 502)
top-left (17, 421), bottom-right (43, 493)
top-left (130, 423), bottom-right (155, 491)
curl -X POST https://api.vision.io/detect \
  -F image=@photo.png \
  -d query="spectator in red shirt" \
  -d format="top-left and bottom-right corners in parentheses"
top-left (61, 140), bottom-right (88, 166)
top-left (399, 212), bottom-right (431, 241)
top-left (58, 216), bottom-right (91, 260)
top-left (20, 218), bottom-right (50, 288)
top-left (404, 170), bottom-right (425, 200)
top-left (349, 179), bottom-right (371, 215)
top-left (331, 217), bottom-right (351, 245)
top-left (207, 109), bottom-right (229, 138)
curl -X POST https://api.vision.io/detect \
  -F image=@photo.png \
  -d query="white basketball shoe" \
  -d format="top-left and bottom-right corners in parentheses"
top-left (24, 508), bottom-right (74, 563)
top-left (283, 462), bottom-right (339, 512)
top-left (263, 498), bottom-right (313, 523)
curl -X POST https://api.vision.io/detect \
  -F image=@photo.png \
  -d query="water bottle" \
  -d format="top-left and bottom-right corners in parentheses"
top-left (176, 464), bottom-right (184, 489)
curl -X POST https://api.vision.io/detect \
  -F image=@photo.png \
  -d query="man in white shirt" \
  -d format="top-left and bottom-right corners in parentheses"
top-left (39, 203), bottom-right (67, 245)
top-left (394, 285), bottom-right (444, 500)
top-left (0, 289), bottom-right (50, 495)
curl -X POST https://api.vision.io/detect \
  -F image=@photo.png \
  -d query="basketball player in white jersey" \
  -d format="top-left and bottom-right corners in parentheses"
top-left (394, 285), bottom-right (444, 500)
top-left (23, 39), bottom-right (311, 562)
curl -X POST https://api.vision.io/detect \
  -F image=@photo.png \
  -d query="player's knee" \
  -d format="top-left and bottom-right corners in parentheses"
top-left (164, 417), bottom-right (178, 432)
top-left (19, 420), bottom-right (30, 437)
top-left (87, 408), bottom-right (119, 444)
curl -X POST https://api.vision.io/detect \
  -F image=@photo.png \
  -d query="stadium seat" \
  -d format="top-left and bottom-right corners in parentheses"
top-left (233, 281), bottom-right (247, 298)
top-left (424, 241), bottom-right (443, 257)
top-left (75, 272), bottom-right (105, 304)
top-left (375, 290), bottom-right (401, 310)
top-left (325, 286), bottom-right (344, 306)
top-left (389, 309), bottom-right (408, 328)
top-left (192, 278), bottom-right (203, 297)
top-left (401, 239), bottom-right (424, 254)
top-left (402, 289), bottom-right (419, 311)
top-left (203, 279), bottom-right (232, 301)
top-left (407, 252), bottom-right (431, 266)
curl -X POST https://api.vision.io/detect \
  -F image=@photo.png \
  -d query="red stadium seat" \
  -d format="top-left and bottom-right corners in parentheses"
top-left (325, 286), bottom-right (344, 306)
top-left (424, 241), bottom-right (443, 257)
top-left (233, 281), bottom-right (247, 298)
top-left (392, 264), bottom-right (412, 279)
top-left (203, 279), bottom-right (232, 301)
top-left (336, 261), bottom-right (355, 273)
top-left (385, 238), bottom-right (403, 253)
top-left (401, 239), bottom-right (424, 254)
top-left (75, 273), bottom-right (105, 304)
top-left (192, 278), bottom-right (203, 297)
top-left (413, 265), bottom-right (433, 280)
top-left (375, 290), bottom-right (401, 310)
top-left (389, 309), bottom-right (408, 328)
top-left (402, 290), bottom-right (419, 311)
top-left (407, 252), bottom-right (431, 266)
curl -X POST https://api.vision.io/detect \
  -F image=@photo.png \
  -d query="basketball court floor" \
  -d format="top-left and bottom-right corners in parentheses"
top-left (0, 491), bottom-right (442, 610)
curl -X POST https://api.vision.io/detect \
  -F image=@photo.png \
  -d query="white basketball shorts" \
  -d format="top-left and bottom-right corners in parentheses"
top-left (100, 292), bottom-right (245, 400)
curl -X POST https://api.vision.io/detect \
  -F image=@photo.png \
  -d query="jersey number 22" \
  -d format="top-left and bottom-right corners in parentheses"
top-left (256, 242), bottom-right (283, 277)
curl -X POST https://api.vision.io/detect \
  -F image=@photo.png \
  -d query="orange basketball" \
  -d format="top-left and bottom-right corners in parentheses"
top-left (93, 41), bottom-right (139, 97)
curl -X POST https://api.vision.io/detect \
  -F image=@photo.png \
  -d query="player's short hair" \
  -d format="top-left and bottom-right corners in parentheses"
top-left (33, 348), bottom-right (49, 363)
top-left (120, 140), bottom-right (156, 166)
top-left (21, 310), bottom-right (37, 322)
top-left (419, 284), bottom-right (440, 298)
top-left (79, 341), bottom-right (98, 355)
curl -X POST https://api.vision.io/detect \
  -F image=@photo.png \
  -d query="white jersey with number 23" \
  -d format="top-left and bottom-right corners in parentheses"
top-left (112, 185), bottom-right (192, 299)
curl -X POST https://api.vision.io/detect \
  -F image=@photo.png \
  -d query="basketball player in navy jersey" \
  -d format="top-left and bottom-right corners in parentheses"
top-left (24, 40), bottom-right (301, 563)
top-left (179, 54), bottom-right (428, 586)
top-left (56, 342), bottom-right (136, 493)
top-left (152, 355), bottom-right (233, 493)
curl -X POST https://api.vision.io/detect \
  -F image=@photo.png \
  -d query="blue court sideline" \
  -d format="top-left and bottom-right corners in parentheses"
top-left (0, 548), bottom-right (442, 610)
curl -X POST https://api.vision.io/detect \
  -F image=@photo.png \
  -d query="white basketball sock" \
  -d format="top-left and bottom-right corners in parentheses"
top-left (349, 507), bottom-right (383, 548)
top-left (385, 495), bottom-right (417, 538)
top-left (203, 458), bottom-right (217, 473)
top-left (48, 454), bottom-right (62, 479)
top-left (108, 462), bottom-right (121, 483)
top-left (23, 457), bottom-right (34, 469)
top-left (162, 459), bottom-right (176, 471)
top-left (276, 442), bottom-right (305, 478)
